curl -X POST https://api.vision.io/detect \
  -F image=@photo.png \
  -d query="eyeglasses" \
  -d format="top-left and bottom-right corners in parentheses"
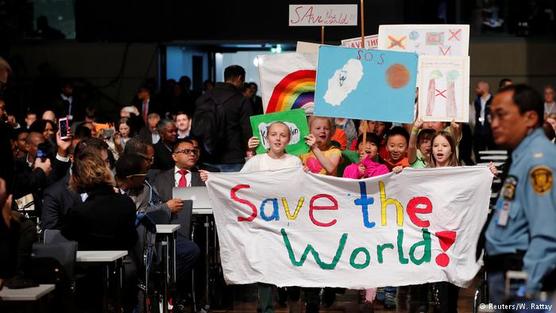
top-left (174, 149), bottom-right (199, 156)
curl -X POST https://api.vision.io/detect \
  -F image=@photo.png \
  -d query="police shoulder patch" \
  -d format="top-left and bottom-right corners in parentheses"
top-left (529, 166), bottom-right (553, 195)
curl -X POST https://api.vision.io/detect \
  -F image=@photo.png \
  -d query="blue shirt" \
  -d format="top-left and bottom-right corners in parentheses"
top-left (486, 128), bottom-right (556, 292)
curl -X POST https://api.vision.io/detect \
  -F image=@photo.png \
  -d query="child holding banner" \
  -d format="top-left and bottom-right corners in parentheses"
top-left (301, 116), bottom-right (342, 176)
top-left (241, 121), bottom-right (303, 313)
top-left (383, 126), bottom-right (411, 172)
top-left (343, 133), bottom-right (389, 179)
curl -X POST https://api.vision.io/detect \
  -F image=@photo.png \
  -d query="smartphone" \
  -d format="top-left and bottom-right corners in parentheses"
top-left (59, 117), bottom-right (70, 140)
top-left (36, 147), bottom-right (48, 162)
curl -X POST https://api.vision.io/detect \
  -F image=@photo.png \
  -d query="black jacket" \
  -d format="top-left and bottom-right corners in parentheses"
top-left (152, 141), bottom-right (175, 171)
top-left (41, 173), bottom-right (82, 230)
top-left (12, 156), bottom-right (49, 215)
top-left (193, 82), bottom-right (253, 164)
top-left (61, 185), bottom-right (137, 251)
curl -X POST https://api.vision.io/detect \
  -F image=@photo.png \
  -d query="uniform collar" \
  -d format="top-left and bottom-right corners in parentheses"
top-left (512, 128), bottom-right (544, 162)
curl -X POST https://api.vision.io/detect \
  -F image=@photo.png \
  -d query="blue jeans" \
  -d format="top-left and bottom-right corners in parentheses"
top-left (204, 163), bottom-right (244, 172)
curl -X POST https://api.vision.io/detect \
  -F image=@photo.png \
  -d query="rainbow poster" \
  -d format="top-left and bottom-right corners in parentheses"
top-left (258, 53), bottom-right (317, 115)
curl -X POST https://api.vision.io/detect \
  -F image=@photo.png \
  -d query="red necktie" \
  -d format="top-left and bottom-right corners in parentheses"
top-left (178, 169), bottom-right (188, 188)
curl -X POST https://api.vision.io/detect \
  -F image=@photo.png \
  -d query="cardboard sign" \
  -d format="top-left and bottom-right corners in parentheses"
top-left (289, 5), bottom-right (358, 26)
top-left (377, 25), bottom-right (469, 56)
top-left (314, 46), bottom-right (418, 123)
top-left (341, 35), bottom-right (378, 49)
top-left (250, 109), bottom-right (310, 156)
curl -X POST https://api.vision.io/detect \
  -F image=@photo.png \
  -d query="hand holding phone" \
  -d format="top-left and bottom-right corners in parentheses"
top-left (59, 117), bottom-right (70, 140)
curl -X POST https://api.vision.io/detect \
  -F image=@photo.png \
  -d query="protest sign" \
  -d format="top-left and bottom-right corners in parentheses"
top-left (206, 166), bottom-right (492, 288)
top-left (258, 53), bottom-right (317, 114)
top-left (250, 109), bottom-right (310, 156)
top-left (314, 45), bottom-right (418, 123)
top-left (289, 5), bottom-right (358, 26)
top-left (377, 25), bottom-right (469, 57)
top-left (418, 56), bottom-right (470, 122)
top-left (341, 35), bottom-right (378, 49)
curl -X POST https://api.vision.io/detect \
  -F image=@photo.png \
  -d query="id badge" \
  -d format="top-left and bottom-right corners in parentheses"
top-left (497, 201), bottom-right (510, 226)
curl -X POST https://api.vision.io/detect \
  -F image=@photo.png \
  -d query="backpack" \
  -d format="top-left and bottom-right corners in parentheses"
top-left (192, 93), bottom-right (230, 160)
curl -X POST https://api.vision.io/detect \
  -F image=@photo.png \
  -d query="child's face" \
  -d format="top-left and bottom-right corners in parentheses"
top-left (310, 118), bottom-right (331, 146)
top-left (386, 134), bottom-right (407, 162)
top-left (119, 123), bottom-right (130, 138)
top-left (418, 137), bottom-right (432, 157)
top-left (432, 135), bottom-right (452, 166)
top-left (267, 123), bottom-right (290, 154)
top-left (374, 122), bottom-right (387, 137)
top-left (359, 142), bottom-right (378, 160)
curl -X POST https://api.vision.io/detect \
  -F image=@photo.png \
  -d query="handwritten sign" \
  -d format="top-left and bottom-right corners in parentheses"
top-left (206, 167), bottom-right (492, 288)
top-left (250, 109), bottom-right (310, 156)
top-left (314, 46), bottom-right (418, 123)
top-left (341, 35), bottom-right (378, 49)
top-left (289, 5), bottom-right (358, 26)
top-left (377, 25), bottom-right (469, 57)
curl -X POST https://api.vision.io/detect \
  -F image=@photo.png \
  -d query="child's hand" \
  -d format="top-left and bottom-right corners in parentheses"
top-left (358, 163), bottom-right (366, 176)
top-left (199, 170), bottom-right (209, 182)
top-left (392, 166), bottom-right (404, 174)
top-left (487, 162), bottom-right (498, 176)
top-left (247, 136), bottom-right (260, 150)
top-left (450, 119), bottom-right (460, 132)
top-left (413, 118), bottom-right (424, 130)
top-left (305, 134), bottom-right (317, 149)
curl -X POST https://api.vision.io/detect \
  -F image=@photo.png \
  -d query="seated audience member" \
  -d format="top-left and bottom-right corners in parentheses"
top-left (0, 178), bottom-right (37, 287)
top-left (41, 138), bottom-right (109, 230)
top-left (544, 85), bottom-right (556, 118)
top-left (123, 138), bottom-right (158, 182)
top-left (153, 119), bottom-right (178, 170)
top-left (112, 117), bottom-right (134, 157)
top-left (343, 133), bottom-right (388, 178)
top-left (12, 132), bottom-right (52, 214)
top-left (24, 111), bottom-right (37, 130)
top-left (137, 112), bottom-right (160, 144)
top-left (175, 112), bottom-right (192, 139)
top-left (382, 126), bottom-right (410, 172)
top-left (154, 139), bottom-right (205, 201)
top-left (30, 119), bottom-right (56, 143)
top-left (41, 110), bottom-right (56, 123)
top-left (12, 129), bottom-right (28, 159)
top-left (116, 153), bottom-right (199, 305)
top-left (61, 152), bottom-right (137, 312)
top-left (61, 151), bottom-right (137, 250)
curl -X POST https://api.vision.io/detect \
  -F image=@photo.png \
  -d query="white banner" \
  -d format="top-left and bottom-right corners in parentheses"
top-left (289, 5), bottom-right (358, 26)
top-left (206, 167), bottom-right (492, 288)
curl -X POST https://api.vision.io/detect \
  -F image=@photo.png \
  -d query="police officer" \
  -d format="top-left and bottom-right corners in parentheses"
top-left (485, 84), bottom-right (556, 303)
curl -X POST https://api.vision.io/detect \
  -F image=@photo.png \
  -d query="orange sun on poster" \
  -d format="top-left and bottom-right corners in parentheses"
top-left (386, 64), bottom-right (410, 89)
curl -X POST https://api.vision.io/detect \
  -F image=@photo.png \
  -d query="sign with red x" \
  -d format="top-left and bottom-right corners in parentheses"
top-left (378, 25), bottom-right (469, 56)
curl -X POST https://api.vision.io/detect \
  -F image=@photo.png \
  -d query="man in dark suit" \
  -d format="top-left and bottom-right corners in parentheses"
top-left (41, 137), bottom-right (109, 230)
top-left (152, 119), bottom-right (177, 171)
top-left (154, 139), bottom-right (205, 202)
top-left (473, 81), bottom-right (496, 161)
top-left (134, 85), bottom-right (162, 124)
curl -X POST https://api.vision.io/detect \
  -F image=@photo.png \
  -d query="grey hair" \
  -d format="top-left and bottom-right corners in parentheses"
top-left (157, 119), bottom-right (175, 132)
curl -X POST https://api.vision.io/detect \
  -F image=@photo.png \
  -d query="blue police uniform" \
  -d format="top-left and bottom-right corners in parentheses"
top-left (486, 128), bottom-right (556, 297)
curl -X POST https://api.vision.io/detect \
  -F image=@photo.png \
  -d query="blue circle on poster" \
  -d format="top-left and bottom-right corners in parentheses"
top-left (409, 31), bottom-right (419, 40)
